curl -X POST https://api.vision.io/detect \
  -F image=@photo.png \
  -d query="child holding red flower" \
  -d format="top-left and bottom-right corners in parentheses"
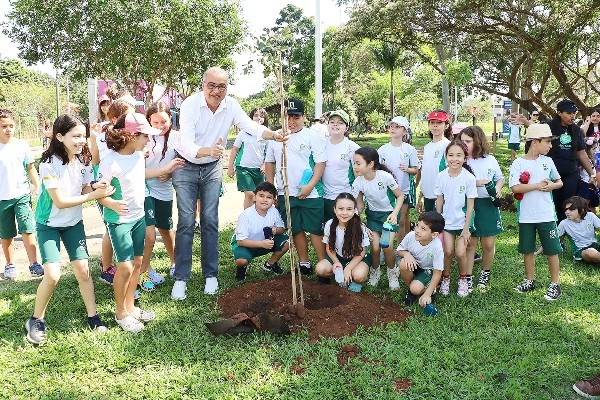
top-left (509, 124), bottom-right (564, 300)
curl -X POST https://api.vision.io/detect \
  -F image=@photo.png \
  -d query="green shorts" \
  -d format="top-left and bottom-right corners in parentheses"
top-left (573, 242), bottom-right (600, 261)
top-left (325, 253), bottom-right (370, 267)
top-left (106, 217), bottom-right (146, 262)
top-left (232, 233), bottom-right (289, 263)
top-left (508, 142), bottom-right (520, 151)
top-left (144, 196), bottom-right (174, 230)
top-left (278, 196), bottom-right (324, 236)
top-left (473, 198), bottom-right (503, 237)
top-left (0, 194), bottom-right (35, 239)
top-left (518, 221), bottom-right (562, 255)
top-left (236, 166), bottom-right (265, 192)
top-left (406, 175), bottom-right (417, 209)
top-left (323, 198), bottom-right (336, 223)
top-left (423, 197), bottom-right (436, 212)
top-left (365, 209), bottom-right (400, 233)
top-left (444, 228), bottom-right (475, 236)
top-left (413, 267), bottom-right (434, 287)
top-left (36, 221), bottom-right (88, 264)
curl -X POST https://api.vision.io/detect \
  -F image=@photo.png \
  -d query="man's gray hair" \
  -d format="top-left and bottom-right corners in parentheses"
top-left (203, 67), bottom-right (229, 82)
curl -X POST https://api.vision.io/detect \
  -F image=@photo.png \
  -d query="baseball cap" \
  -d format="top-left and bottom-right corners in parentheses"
top-left (98, 94), bottom-right (111, 104)
top-left (328, 110), bottom-right (350, 126)
top-left (387, 116), bottom-right (410, 130)
top-left (124, 113), bottom-right (161, 135)
top-left (525, 123), bottom-right (555, 140)
top-left (286, 98), bottom-right (305, 115)
top-left (428, 110), bottom-right (449, 122)
top-left (452, 122), bottom-right (468, 136)
top-left (556, 99), bottom-right (578, 113)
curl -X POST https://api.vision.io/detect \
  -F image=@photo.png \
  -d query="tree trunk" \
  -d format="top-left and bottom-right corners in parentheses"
top-left (435, 44), bottom-right (450, 111)
top-left (390, 68), bottom-right (395, 119)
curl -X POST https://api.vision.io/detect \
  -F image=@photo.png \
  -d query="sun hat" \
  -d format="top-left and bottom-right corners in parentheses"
top-left (525, 123), bottom-right (555, 140)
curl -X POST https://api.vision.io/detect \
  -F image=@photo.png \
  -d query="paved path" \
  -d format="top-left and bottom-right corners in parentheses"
top-left (3, 181), bottom-right (244, 280)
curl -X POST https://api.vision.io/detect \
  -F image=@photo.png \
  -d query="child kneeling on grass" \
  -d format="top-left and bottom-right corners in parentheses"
top-left (559, 195), bottom-right (600, 263)
top-left (510, 124), bottom-right (563, 301)
top-left (232, 181), bottom-right (289, 281)
top-left (398, 211), bottom-right (445, 308)
top-left (315, 192), bottom-right (370, 292)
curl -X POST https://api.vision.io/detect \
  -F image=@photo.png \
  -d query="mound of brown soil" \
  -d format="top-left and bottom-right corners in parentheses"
top-left (218, 275), bottom-right (412, 342)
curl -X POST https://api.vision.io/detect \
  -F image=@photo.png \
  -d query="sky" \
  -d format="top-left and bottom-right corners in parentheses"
top-left (0, 0), bottom-right (349, 97)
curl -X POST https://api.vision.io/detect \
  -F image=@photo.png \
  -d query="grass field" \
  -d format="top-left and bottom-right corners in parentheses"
top-left (2, 133), bottom-right (599, 399)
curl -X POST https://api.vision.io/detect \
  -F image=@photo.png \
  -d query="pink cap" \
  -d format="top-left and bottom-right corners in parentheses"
top-left (452, 122), bottom-right (468, 136)
top-left (428, 111), bottom-right (449, 122)
top-left (124, 113), bottom-right (161, 135)
top-left (99, 94), bottom-right (111, 103)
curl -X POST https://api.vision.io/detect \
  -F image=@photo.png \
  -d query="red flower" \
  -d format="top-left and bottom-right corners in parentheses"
top-left (514, 171), bottom-right (531, 200)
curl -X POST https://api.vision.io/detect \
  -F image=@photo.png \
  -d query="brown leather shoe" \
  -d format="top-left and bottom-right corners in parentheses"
top-left (573, 373), bottom-right (600, 399)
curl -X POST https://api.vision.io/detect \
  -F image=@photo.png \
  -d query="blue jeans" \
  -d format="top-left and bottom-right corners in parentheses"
top-left (172, 157), bottom-right (222, 281)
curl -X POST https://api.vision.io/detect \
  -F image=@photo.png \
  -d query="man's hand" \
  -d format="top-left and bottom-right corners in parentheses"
top-left (211, 137), bottom-right (225, 159)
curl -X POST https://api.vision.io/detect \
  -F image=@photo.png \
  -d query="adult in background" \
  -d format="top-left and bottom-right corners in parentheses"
top-left (515, 99), bottom-right (596, 222)
top-left (171, 67), bottom-right (285, 299)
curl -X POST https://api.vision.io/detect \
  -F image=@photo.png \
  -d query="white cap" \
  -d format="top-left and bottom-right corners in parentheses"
top-left (387, 116), bottom-right (410, 130)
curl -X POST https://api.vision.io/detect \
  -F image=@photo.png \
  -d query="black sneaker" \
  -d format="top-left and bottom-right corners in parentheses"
top-left (478, 270), bottom-right (490, 288)
top-left (299, 262), bottom-right (313, 275)
top-left (87, 315), bottom-right (109, 333)
top-left (467, 275), bottom-right (474, 293)
top-left (29, 262), bottom-right (44, 277)
top-left (474, 253), bottom-right (482, 262)
top-left (544, 282), bottom-right (562, 301)
top-left (263, 261), bottom-right (284, 275)
top-left (403, 292), bottom-right (417, 306)
top-left (235, 267), bottom-right (247, 281)
top-left (514, 279), bottom-right (535, 293)
top-left (25, 317), bottom-right (46, 345)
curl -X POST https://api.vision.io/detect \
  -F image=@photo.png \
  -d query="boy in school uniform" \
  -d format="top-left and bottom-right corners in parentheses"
top-left (510, 123), bottom-right (564, 301)
top-left (232, 181), bottom-right (289, 280)
top-left (0, 109), bottom-right (42, 280)
top-left (265, 98), bottom-right (327, 275)
top-left (398, 211), bottom-right (445, 307)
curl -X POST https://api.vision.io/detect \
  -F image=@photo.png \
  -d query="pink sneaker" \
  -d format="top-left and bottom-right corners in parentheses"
top-left (439, 277), bottom-right (450, 296)
top-left (457, 278), bottom-right (470, 297)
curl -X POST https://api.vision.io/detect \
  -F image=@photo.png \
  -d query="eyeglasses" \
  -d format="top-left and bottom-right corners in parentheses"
top-left (204, 82), bottom-right (227, 92)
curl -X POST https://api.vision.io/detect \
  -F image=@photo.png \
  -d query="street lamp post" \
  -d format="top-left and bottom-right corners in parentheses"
top-left (315, 0), bottom-right (323, 118)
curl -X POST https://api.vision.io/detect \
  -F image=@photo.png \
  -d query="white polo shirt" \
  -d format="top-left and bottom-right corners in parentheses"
top-left (0, 138), bottom-right (34, 200)
top-left (379, 142), bottom-right (420, 194)
top-left (233, 131), bottom-right (267, 169)
top-left (322, 137), bottom-right (360, 200)
top-left (145, 131), bottom-right (179, 201)
top-left (352, 170), bottom-right (399, 212)
top-left (397, 231), bottom-right (444, 271)
top-left (235, 205), bottom-right (284, 241)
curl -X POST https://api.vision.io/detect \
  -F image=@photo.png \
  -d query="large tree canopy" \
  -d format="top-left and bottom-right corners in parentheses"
top-left (3, 0), bottom-right (246, 102)
top-left (339, 0), bottom-right (600, 116)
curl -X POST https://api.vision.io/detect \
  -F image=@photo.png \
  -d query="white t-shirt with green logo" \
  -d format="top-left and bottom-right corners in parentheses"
top-left (396, 231), bottom-right (444, 271)
top-left (265, 128), bottom-right (327, 198)
top-left (145, 131), bottom-right (178, 201)
top-left (352, 170), bottom-right (399, 212)
top-left (98, 151), bottom-right (146, 223)
top-left (421, 138), bottom-right (450, 199)
top-left (558, 213), bottom-right (600, 249)
top-left (0, 138), bottom-right (34, 200)
top-left (378, 142), bottom-right (420, 194)
top-left (35, 155), bottom-right (93, 227)
top-left (467, 156), bottom-right (504, 199)
top-left (322, 137), bottom-right (360, 200)
top-left (322, 218), bottom-right (370, 256)
top-left (434, 168), bottom-right (478, 230)
top-left (509, 155), bottom-right (561, 223)
top-left (233, 130), bottom-right (267, 169)
top-left (235, 205), bottom-right (284, 241)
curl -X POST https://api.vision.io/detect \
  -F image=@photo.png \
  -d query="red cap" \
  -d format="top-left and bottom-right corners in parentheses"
top-left (428, 111), bottom-right (449, 122)
top-left (124, 113), bottom-right (161, 135)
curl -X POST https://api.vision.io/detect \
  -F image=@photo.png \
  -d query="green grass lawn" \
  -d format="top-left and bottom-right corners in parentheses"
top-left (1, 135), bottom-right (598, 399)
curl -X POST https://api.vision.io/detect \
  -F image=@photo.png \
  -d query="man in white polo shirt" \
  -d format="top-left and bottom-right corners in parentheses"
top-left (172, 67), bottom-right (285, 299)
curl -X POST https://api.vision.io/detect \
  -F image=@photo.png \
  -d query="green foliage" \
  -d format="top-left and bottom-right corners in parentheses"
top-left (365, 109), bottom-right (385, 132)
top-left (445, 59), bottom-right (473, 87)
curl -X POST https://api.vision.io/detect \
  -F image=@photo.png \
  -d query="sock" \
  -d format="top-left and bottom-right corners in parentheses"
top-left (443, 274), bottom-right (450, 280)
top-left (459, 274), bottom-right (467, 279)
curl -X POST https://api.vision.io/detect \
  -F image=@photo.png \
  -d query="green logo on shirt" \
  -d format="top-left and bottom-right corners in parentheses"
top-left (543, 163), bottom-right (548, 170)
top-left (560, 133), bottom-right (571, 145)
top-left (459, 185), bottom-right (466, 194)
top-left (434, 150), bottom-right (440, 158)
top-left (426, 253), bottom-right (433, 260)
top-left (300, 143), bottom-right (306, 150)
top-left (340, 154), bottom-right (347, 160)
top-left (378, 182), bottom-right (385, 189)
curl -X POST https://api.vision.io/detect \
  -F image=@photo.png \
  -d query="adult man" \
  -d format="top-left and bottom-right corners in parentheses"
top-left (171, 67), bottom-right (285, 298)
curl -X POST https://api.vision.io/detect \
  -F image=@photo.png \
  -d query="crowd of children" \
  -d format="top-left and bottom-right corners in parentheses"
top-left (4, 93), bottom-right (600, 346)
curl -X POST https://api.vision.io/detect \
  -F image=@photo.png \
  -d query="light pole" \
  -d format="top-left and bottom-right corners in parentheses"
top-left (315, 0), bottom-right (323, 118)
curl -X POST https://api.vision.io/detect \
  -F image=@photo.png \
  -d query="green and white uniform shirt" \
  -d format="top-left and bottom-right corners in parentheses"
top-left (0, 138), bottom-right (34, 200)
top-left (322, 137), bottom-right (360, 200)
top-left (509, 155), bottom-right (560, 223)
top-left (434, 168), bottom-right (477, 230)
top-left (322, 218), bottom-right (370, 255)
top-left (421, 138), bottom-right (450, 199)
top-left (558, 213), bottom-right (600, 250)
top-left (378, 142), bottom-right (420, 194)
top-left (98, 151), bottom-right (146, 224)
top-left (265, 127), bottom-right (327, 198)
top-left (235, 205), bottom-right (284, 241)
top-left (145, 131), bottom-right (178, 201)
top-left (396, 231), bottom-right (444, 271)
top-left (36, 155), bottom-right (93, 227)
top-left (233, 130), bottom-right (267, 169)
top-left (467, 156), bottom-right (504, 199)
top-left (352, 170), bottom-right (399, 212)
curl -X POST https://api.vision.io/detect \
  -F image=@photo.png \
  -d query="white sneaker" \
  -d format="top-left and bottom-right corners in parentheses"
top-left (147, 269), bottom-right (165, 285)
top-left (457, 278), bottom-right (470, 297)
top-left (115, 315), bottom-right (144, 333)
top-left (4, 263), bottom-right (16, 280)
top-left (439, 278), bottom-right (450, 296)
top-left (130, 307), bottom-right (156, 322)
top-left (387, 266), bottom-right (400, 291)
top-left (169, 264), bottom-right (176, 278)
top-left (204, 277), bottom-right (219, 295)
top-left (171, 280), bottom-right (187, 300)
top-left (334, 266), bottom-right (344, 284)
top-left (368, 267), bottom-right (381, 286)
